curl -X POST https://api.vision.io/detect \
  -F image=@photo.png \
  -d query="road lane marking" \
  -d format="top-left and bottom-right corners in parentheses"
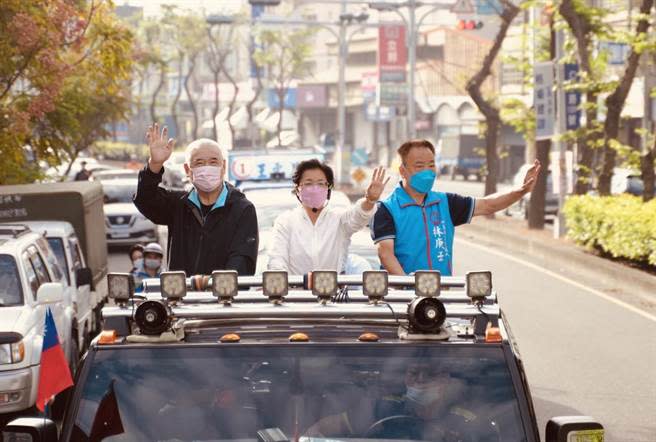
top-left (455, 237), bottom-right (656, 323)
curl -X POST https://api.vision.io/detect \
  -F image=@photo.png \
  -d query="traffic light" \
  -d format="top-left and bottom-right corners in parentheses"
top-left (456, 19), bottom-right (483, 30)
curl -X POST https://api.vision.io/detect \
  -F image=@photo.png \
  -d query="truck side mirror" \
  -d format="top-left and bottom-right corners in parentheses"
top-left (3, 417), bottom-right (58, 442)
top-left (546, 416), bottom-right (604, 442)
top-left (76, 267), bottom-right (94, 290)
top-left (37, 282), bottom-right (64, 304)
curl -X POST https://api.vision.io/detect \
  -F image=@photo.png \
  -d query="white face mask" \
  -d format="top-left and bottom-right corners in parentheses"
top-left (132, 258), bottom-right (143, 269)
top-left (144, 258), bottom-right (161, 270)
top-left (192, 165), bottom-right (223, 193)
top-left (406, 385), bottom-right (441, 407)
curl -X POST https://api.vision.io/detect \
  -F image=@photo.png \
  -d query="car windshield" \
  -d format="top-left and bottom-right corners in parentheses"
top-left (95, 171), bottom-right (139, 181)
top-left (103, 182), bottom-right (137, 204)
top-left (70, 345), bottom-right (527, 442)
top-left (0, 254), bottom-right (23, 306)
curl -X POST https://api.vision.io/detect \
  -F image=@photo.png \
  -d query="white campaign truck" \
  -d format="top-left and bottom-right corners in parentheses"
top-left (0, 225), bottom-right (77, 415)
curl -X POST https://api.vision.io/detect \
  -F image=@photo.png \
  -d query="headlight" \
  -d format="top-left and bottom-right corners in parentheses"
top-left (262, 271), bottom-right (288, 302)
top-left (415, 271), bottom-right (441, 297)
top-left (212, 270), bottom-right (238, 304)
top-left (363, 270), bottom-right (388, 303)
top-left (466, 271), bottom-right (492, 299)
top-left (107, 273), bottom-right (134, 302)
top-left (311, 271), bottom-right (338, 302)
top-left (0, 342), bottom-right (24, 364)
top-left (160, 271), bottom-right (187, 302)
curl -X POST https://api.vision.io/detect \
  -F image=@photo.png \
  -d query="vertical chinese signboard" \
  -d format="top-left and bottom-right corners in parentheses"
top-left (563, 63), bottom-right (581, 131)
top-left (534, 62), bottom-right (555, 140)
top-left (378, 25), bottom-right (407, 83)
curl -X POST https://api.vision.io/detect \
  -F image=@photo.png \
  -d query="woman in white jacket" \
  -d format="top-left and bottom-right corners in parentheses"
top-left (267, 159), bottom-right (389, 275)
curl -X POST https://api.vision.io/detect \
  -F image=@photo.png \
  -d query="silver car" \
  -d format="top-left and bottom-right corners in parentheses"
top-left (102, 179), bottom-right (157, 246)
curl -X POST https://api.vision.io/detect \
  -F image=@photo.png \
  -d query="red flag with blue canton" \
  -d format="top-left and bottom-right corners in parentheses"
top-left (36, 307), bottom-right (73, 411)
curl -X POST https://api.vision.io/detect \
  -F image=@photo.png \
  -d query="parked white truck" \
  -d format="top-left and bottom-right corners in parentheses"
top-left (0, 225), bottom-right (77, 414)
top-left (0, 182), bottom-right (109, 333)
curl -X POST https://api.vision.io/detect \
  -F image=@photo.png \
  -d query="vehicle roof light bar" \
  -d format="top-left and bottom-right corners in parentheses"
top-left (142, 274), bottom-right (467, 293)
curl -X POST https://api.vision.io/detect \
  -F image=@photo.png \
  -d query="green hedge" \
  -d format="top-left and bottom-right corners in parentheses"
top-left (563, 195), bottom-right (656, 266)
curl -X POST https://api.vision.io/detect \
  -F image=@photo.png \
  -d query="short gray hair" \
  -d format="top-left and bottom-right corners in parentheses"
top-left (185, 138), bottom-right (224, 164)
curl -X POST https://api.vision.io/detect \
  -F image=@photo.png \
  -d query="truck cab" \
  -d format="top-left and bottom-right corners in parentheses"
top-left (0, 225), bottom-right (75, 415)
top-left (3, 269), bottom-right (604, 441)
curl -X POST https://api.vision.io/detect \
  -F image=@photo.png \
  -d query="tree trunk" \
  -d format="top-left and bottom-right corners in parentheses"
top-left (642, 142), bottom-right (655, 202)
top-left (150, 64), bottom-right (166, 124)
top-left (598, 0), bottom-right (654, 195)
top-left (184, 53), bottom-right (199, 140)
top-left (170, 52), bottom-right (184, 141)
top-left (222, 66), bottom-right (239, 145)
top-left (528, 139), bottom-right (551, 228)
top-left (246, 71), bottom-right (263, 149)
top-left (212, 69), bottom-right (220, 142)
top-left (465, 0), bottom-right (520, 196)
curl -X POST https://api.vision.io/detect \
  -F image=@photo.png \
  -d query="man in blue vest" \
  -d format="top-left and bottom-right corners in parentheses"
top-left (372, 139), bottom-right (541, 275)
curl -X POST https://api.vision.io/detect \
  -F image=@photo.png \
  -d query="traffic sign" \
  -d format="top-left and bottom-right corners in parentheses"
top-left (451, 0), bottom-right (475, 14)
top-left (352, 167), bottom-right (366, 184)
top-left (352, 148), bottom-right (368, 167)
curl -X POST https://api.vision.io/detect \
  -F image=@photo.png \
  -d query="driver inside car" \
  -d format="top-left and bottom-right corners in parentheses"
top-left (305, 363), bottom-right (475, 441)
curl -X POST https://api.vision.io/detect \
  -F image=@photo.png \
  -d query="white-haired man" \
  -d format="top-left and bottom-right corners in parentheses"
top-left (134, 123), bottom-right (258, 275)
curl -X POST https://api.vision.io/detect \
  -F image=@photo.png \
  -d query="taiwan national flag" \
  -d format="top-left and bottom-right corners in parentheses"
top-left (36, 308), bottom-right (74, 411)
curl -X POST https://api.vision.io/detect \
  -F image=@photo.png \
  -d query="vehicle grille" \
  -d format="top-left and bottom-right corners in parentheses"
top-left (107, 215), bottom-right (133, 226)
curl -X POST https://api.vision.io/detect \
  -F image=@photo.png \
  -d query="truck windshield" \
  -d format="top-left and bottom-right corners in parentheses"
top-left (0, 254), bottom-right (23, 306)
top-left (69, 345), bottom-right (527, 442)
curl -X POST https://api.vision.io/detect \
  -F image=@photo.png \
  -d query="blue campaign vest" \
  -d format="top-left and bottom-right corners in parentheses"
top-left (381, 184), bottom-right (455, 275)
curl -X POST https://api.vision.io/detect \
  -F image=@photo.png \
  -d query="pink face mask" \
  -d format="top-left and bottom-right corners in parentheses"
top-left (192, 165), bottom-right (222, 193)
top-left (299, 185), bottom-right (328, 210)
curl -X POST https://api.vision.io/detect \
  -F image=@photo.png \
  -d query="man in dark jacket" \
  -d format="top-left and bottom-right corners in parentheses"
top-left (134, 122), bottom-right (258, 275)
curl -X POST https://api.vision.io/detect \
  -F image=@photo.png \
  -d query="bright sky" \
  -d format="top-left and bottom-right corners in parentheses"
top-left (119, 0), bottom-right (245, 17)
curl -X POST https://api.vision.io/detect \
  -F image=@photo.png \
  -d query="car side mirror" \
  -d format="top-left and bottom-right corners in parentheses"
top-left (545, 416), bottom-right (604, 442)
top-left (76, 267), bottom-right (94, 290)
top-left (37, 282), bottom-right (64, 304)
top-left (3, 417), bottom-right (58, 442)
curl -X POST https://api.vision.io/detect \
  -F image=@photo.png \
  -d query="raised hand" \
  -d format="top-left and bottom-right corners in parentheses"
top-left (519, 159), bottom-right (542, 194)
top-left (146, 122), bottom-right (175, 173)
top-left (365, 166), bottom-right (391, 202)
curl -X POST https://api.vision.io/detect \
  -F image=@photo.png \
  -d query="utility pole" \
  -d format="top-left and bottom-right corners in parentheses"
top-left (407, 0), bottom-right (417, 139)
top-left (337, 0), bottom-right (348, 184)
top-left (554, 27), bottom-right (568, 239)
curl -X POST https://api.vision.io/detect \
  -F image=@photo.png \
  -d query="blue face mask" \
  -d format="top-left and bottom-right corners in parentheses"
top-left (409, 169), bottom-right (436, 194)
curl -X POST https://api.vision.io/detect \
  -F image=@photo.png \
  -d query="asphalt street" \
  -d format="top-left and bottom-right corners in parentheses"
top-left (107, 177), bottom-right (655, 442)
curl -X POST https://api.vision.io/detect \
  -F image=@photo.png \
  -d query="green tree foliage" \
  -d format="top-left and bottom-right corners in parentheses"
top-left (253, 27), bottom-right (315, 147)
top-left (559, 0), bottom-right (656, 195)
top-left (0, 0), bottom-right (134, 184)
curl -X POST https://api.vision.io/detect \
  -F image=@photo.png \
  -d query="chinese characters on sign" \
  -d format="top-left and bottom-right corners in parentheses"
top-left (564, 63), bottom-right (581, 131)
top-left (378, 25), bottom-right (406, 83)
top-left (534, 62), bottom-right (555, 140)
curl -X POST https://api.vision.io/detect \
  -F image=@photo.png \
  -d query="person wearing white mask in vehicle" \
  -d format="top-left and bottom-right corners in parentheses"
top-left (134, 123), bottom-right (258, 275)
top-left (267, 159), bottom-right (388, 275)
top-left (133, 242), bottom-right (165, 292)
